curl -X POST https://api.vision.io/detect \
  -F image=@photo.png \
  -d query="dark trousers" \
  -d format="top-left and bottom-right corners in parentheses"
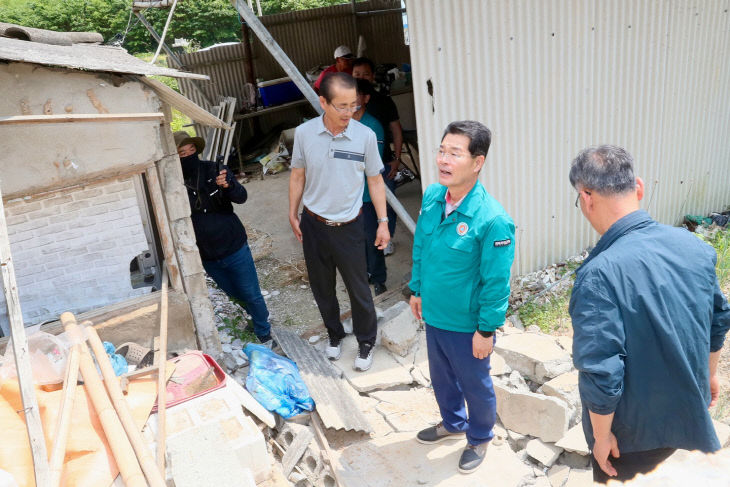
top-left (426, 324), bottom-right (496, 446)
top-left (362, 201), bottom-right (386, 285)
top-left (300, 210), bottom-right (377, 345)
top-left (592, 447), bottom-right (676, 484)
top-left (202, 243), bottom-right (271, 340)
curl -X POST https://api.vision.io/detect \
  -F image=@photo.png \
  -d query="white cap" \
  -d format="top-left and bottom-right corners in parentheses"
top-left (333, 45), bottom-right (353, 59)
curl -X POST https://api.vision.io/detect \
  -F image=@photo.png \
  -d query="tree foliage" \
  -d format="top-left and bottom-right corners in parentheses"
top-left (0, 0), bottom-right (350, 54)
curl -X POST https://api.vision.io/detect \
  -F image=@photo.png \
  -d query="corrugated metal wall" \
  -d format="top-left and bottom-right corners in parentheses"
top-left (407, 0), bottom-right (730, 274)
top-left (177, 0), bottom-right (409, 118)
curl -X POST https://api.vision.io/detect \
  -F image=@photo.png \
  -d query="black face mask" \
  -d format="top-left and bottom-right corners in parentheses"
top-left (180, 152), bottom-right (200, 177)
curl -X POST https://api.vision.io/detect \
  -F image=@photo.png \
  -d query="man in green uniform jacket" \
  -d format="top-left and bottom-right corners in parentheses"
top-left (409, 120), bottom-right (515, 474)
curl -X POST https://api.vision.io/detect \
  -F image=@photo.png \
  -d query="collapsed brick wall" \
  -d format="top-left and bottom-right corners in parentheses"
top-left (0, 177), bottom-right (151, 332)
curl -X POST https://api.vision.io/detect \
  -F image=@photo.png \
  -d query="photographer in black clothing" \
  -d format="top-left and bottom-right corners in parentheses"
top-left (175, 131), bottom-right (273, 346)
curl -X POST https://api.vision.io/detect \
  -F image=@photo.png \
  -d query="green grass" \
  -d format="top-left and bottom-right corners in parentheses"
top-left (709, 227), bottom-right (730, 289)
top-left (517, 289), bottom-right (572, 334)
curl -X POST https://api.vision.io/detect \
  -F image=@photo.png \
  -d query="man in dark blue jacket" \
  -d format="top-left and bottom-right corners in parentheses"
top-left (175, 131), bottom-right (273, 346)
top-left (569, 145), bottom-right (730, 483)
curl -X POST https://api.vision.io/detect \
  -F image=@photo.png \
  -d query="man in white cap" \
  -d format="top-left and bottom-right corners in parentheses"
top-left (314, 44), bottom-right (354, 93)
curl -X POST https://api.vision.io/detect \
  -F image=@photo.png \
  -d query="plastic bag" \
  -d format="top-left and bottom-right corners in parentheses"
top-left (0, 331), bottom-right (68, 385)
top-left (103, 341), bottom-right (128, 376)
top-left (243, 343), bottom-right (315, 418)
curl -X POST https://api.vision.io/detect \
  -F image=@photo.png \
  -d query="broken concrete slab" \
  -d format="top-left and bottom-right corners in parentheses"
top-left (494, 333), bottom-right (572, 384)
top-left (547, 463), bottom-right (570, 487)
top-left (564, 468), bottom-right (592, 487)
top-left (370, 388), bottom-right (441, 433)
top-left (339, 432), bottom-right (532, 486)
top-left (541, 370), bottom-right (581, 424)
top-left (494, 382), bottom-right (570, 442)
top-left (556, 335), bottom-right (573, 354)
top-left (555, 423), bottom-right (589, 456)
top-left (526, 438), bottom-right (563, 467)
top-left (357, 394), bottom-right (395, 438)
top-left (167, 423), bottom-right (256, 487)
top-left (490, 351), bottom-right (511, 375)
top-left (507, 370), bottom-right (530, 392)
top-left (507, 429), bottom-right (529, 451)
top-left (380, 301), bottom-right (420, 357)
top-left (334, 335), bottom-right (413, 393)
top-left (713, 419), bottom-right (730, 447)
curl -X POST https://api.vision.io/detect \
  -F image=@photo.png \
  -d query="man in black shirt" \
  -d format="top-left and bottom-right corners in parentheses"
top-left (353, 57), bottom-right (403, 255)
top-left (174, 131), bottom-right (273, 346)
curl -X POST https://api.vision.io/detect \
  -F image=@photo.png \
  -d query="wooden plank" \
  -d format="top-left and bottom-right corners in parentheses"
top-left (0, 186), bottom-right (51, 486)
top-left (271, 327), bottom-right (372, 433)
top-left (144, 167), bottom-right (184, 291)
top-left (0, 113), bottom-right (164, 125)
top-left (138, 76), bottom-right (226, 129)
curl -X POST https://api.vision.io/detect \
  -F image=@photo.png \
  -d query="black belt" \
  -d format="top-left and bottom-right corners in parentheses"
top-left (303, 206), bottom-right (361, 227)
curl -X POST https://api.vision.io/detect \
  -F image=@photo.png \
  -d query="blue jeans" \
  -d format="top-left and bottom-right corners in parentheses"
top-left (202, 243), bottom-right (271, 340)
top-left (426, 324), bottom-right (496, 446)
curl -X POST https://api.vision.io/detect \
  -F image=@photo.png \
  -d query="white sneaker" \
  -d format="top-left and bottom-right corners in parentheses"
top-left (325, 337), bottom-right (342, 361)
top-left (353, 342), bottom-right (374, 371)
top-left (383, 241), bottom-right (395, 256)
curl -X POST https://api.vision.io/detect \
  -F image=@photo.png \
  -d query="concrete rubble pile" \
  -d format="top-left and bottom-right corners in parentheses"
top-left (210, 297), bottom-right (730, 487)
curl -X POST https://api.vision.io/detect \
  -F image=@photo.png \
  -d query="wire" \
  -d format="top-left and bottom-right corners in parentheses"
top-left (150, 0), bottom-right (178, 64)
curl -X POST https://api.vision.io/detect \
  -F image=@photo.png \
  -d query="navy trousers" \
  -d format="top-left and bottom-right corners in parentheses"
top-left (202, 243), bottom-right (271, 340)
top-left (426, 324), bottom-right (496, 446)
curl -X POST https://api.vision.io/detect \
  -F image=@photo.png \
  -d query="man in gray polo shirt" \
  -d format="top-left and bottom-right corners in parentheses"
top-left (289, 72), bottom-right (390, 371)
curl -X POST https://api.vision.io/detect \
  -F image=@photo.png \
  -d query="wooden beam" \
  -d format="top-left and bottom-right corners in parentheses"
top-left (0, 186), bottom-right (51, 486)
top-left (144, 167), bottom-right (184, 291)
top-left (0, 113), bottom-right (164, 125)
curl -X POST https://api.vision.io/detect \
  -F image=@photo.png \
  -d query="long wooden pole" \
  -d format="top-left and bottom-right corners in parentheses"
top-left (48, 344), bottom-right (80, 487)
top-left (0, 185), bottom-right (51, 486)
top-left (83, 323), bottom-right (167, 487)
top-left (60, 313), bottom-right (147, 487)
top-left (156, 265), bottom-right (169, 475)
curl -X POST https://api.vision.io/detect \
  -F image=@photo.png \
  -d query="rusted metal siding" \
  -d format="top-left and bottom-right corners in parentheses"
top-left (407, 0), bottom-right (730, 274)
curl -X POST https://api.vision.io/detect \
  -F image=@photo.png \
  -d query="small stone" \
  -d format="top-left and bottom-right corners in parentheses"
top-left (264, 294), bottom-right (271, 300)
top-left (300, 285), bottom-right (308, 289)
top-left (234, 355), bottom-right (246, 367)
top-left (308, 335), bottom-right (321, 344)
top-left (221, 343), bottom-right (233, 354)
top-left (547, 464), bottom-right (570, 487)
top-left (527, 325), bottom-right (541, 333)
top-left (261, 290), bottom-right (269, 296)
top-left (526, 438), bottom-right (563, 467)
top-left (555, 423), bottom-right (589, 456)
top-left (271, 290), bottom-right (280, 296)
top-left (231, 339), bottom-right (244, 350)
top-left (222, 355), bottom-right (239, 372)
top-left (508, 314), bottom-right (525, 330)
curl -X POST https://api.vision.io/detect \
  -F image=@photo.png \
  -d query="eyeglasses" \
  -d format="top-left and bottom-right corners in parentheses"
top-left (330, 104), bottom-right (361, 113)
top-left (575, 190), bottom-right (592, 207)
top-left (436, 149), bottom-right (469, 162)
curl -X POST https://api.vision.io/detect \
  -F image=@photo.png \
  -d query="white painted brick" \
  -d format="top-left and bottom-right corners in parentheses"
top-left (41, 193), bottom-right (74, 208)
top-left (6, 200), bottom-right (42, 215)
top-left (63, 200), bottom-right (91, 212)
top-left (73, 187), bottom-right (103, 200)
top-left (6, 214), bottom-right (28, 226)
top-left (0, 178), bottom-right (151, 328)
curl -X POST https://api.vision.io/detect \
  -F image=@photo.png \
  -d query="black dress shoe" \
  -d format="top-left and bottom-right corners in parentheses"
top-left (373, 282), bottom-right (387, 296)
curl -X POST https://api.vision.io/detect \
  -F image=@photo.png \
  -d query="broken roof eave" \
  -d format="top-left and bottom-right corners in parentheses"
top-left (0, 37), bottom-right (209, 80)
top-left (139, 76), bottom-right (230, 129)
